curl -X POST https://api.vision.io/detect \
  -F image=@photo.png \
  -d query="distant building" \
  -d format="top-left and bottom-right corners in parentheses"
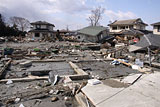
top-left (28, 21), bottom-right (56, 40)
top-left (108, 18), bottom-right (148, 33)
top-left (151, 22), bottom-right (160, 35)
top-left (76, 26), bottom-right (109, 43)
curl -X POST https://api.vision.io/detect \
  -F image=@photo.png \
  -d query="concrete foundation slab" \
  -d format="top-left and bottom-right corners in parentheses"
top-left (121, 73), bottom-right (142, 84)
top-left (82, 72), bottom-right (160, 107)
top-left (82, 83), bottom-right (124, 106)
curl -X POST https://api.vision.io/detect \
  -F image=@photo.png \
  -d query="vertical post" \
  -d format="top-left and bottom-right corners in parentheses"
top-left (147, 47), bottom-right (151, 66)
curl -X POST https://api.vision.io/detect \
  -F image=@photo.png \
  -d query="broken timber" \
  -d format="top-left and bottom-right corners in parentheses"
top-left (144, 61), bottom-right (160, 68)
top-left (75, 92), bottom-right (88, 107)
top-left (0, 59), bottom-right (12, 79)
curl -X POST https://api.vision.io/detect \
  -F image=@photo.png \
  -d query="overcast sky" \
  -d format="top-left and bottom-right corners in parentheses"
top-left (0, 0), bottom-right (160, 30)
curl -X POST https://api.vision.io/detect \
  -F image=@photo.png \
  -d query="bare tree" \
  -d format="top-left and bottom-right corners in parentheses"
top-left (66, 25), bottom-right (69, 31)
top-left (87, 6), bottom-right (105, 26)
top-left (9, 16), bottom-right (30, 31)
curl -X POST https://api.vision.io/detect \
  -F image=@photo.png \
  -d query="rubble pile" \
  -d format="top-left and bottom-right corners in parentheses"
top-left (0, 33), bottom-right (160, 107)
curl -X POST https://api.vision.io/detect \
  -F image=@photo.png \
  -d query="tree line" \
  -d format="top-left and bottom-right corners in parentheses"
top-left (0, 13), bottom-right (30, 37)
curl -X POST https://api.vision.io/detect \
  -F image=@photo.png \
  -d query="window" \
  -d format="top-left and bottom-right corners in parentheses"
top-left (35, 33), bottom-right (40, 37)
top-left (36, 25), bottom-right (41, 29)
top-left (112, 26), bottom-right (117, 30)
top-left (158, 26), bottom-right (160, 32)
top-left (120, 26), bottom-right (125, 29)
top-left (126, 26), bottom-right (129, 29)
top-left (129, 25), bottom-right (133, 29)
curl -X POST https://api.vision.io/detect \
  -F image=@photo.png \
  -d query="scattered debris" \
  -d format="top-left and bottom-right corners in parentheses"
top-left (14, 98), bottom-right (21, 103)
top-left (88, 79), bottom-right (101, 85)
top-left (51, 96), bottom-right (59, 102)
top-left (0, 31), bottom-right (160, 107)
top-left (6, 79), bottom-right (13, 85)
top-left (20, 61), bottom-right (32, 67)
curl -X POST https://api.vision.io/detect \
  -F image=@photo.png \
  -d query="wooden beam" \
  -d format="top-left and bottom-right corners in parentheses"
top-left (32, 59), bottom-right (66, 63)
top-left (69, 62), bottom-right (88, 75)
top-left (0, 74), bottom-right (89, 83)
top-left (0, 76), bottom-right (48, 83)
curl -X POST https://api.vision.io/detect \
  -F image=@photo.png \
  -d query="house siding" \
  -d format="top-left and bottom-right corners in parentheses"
top-left (29, 21), bottom-right (55, 40)
top-left (109, 19), bottom-right (147, 33)
top-left (110, 24), bottom-right (145, 32)
top-left (77, 34), bottom-right (97, 42)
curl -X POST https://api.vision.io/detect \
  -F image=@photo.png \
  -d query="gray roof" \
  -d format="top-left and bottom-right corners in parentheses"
top-left (29, 29), bottom-right (55, 33)
top-left (108, 18), bottom-right (148, 26)
top-left (129, 33), bottom-right (160, 52)
top-left (151, 22), bottom-right (160, 26)
top-left (31, 21), bottom-right (55, 27)
top-left (137, 33), bottom-right (160, 47)
top-left (78, 26), bottom-right (108, 36)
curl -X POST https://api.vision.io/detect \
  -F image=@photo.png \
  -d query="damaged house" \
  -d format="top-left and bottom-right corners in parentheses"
top-left (76, 26), bottom-right (109, 43)
top-left (151, 22), bottom-right (160, 35)
top-left (28, 21), bottom-right (56, 40)
top-left (108, 18), bottom-right (148, 32)
top-left (108, 18), bottom-right (148, 44)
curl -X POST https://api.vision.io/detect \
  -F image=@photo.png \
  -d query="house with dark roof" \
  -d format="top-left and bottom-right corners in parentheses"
top-left (108, 18), bottom-right (148, 33)
top-left (151, 22), bottom-right (160, 35)
top-left (28, 21), bottom-right (56, 40)
top-left (76, 26), bottom-right (109, 42)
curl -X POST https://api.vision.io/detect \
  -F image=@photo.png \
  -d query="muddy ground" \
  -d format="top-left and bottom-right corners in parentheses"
top-left (76, 61), bottom-right (140, 79)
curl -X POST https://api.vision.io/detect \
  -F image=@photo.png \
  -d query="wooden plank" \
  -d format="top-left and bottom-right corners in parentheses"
top-left (111, 58), bottom-right (132, 66)
top-left (0, 76), bottom-right (48, 83)
top-left (32, 59), bottom-right (66, 63)
top-left (111, 58), bottom-right (149, 74)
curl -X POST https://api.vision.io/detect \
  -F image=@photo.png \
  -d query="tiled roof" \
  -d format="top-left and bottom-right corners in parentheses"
top-left (151, 22), bottom-right (160, 26)
top-left (31, 21), bottom-right (55, 27)
top-left (108, 18), bottom-right (148, 26)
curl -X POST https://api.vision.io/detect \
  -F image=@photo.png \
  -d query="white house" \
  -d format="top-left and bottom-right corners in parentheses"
top-left (151, 22), bottom-right (160, 35)
top-left (108, 18), bottom-right (148, 33)
top-left (28, 21), bottom-right (56, 40)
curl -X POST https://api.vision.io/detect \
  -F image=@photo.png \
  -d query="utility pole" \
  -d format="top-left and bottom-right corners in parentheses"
top-left (147, 47), bottom-right (151, 66)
